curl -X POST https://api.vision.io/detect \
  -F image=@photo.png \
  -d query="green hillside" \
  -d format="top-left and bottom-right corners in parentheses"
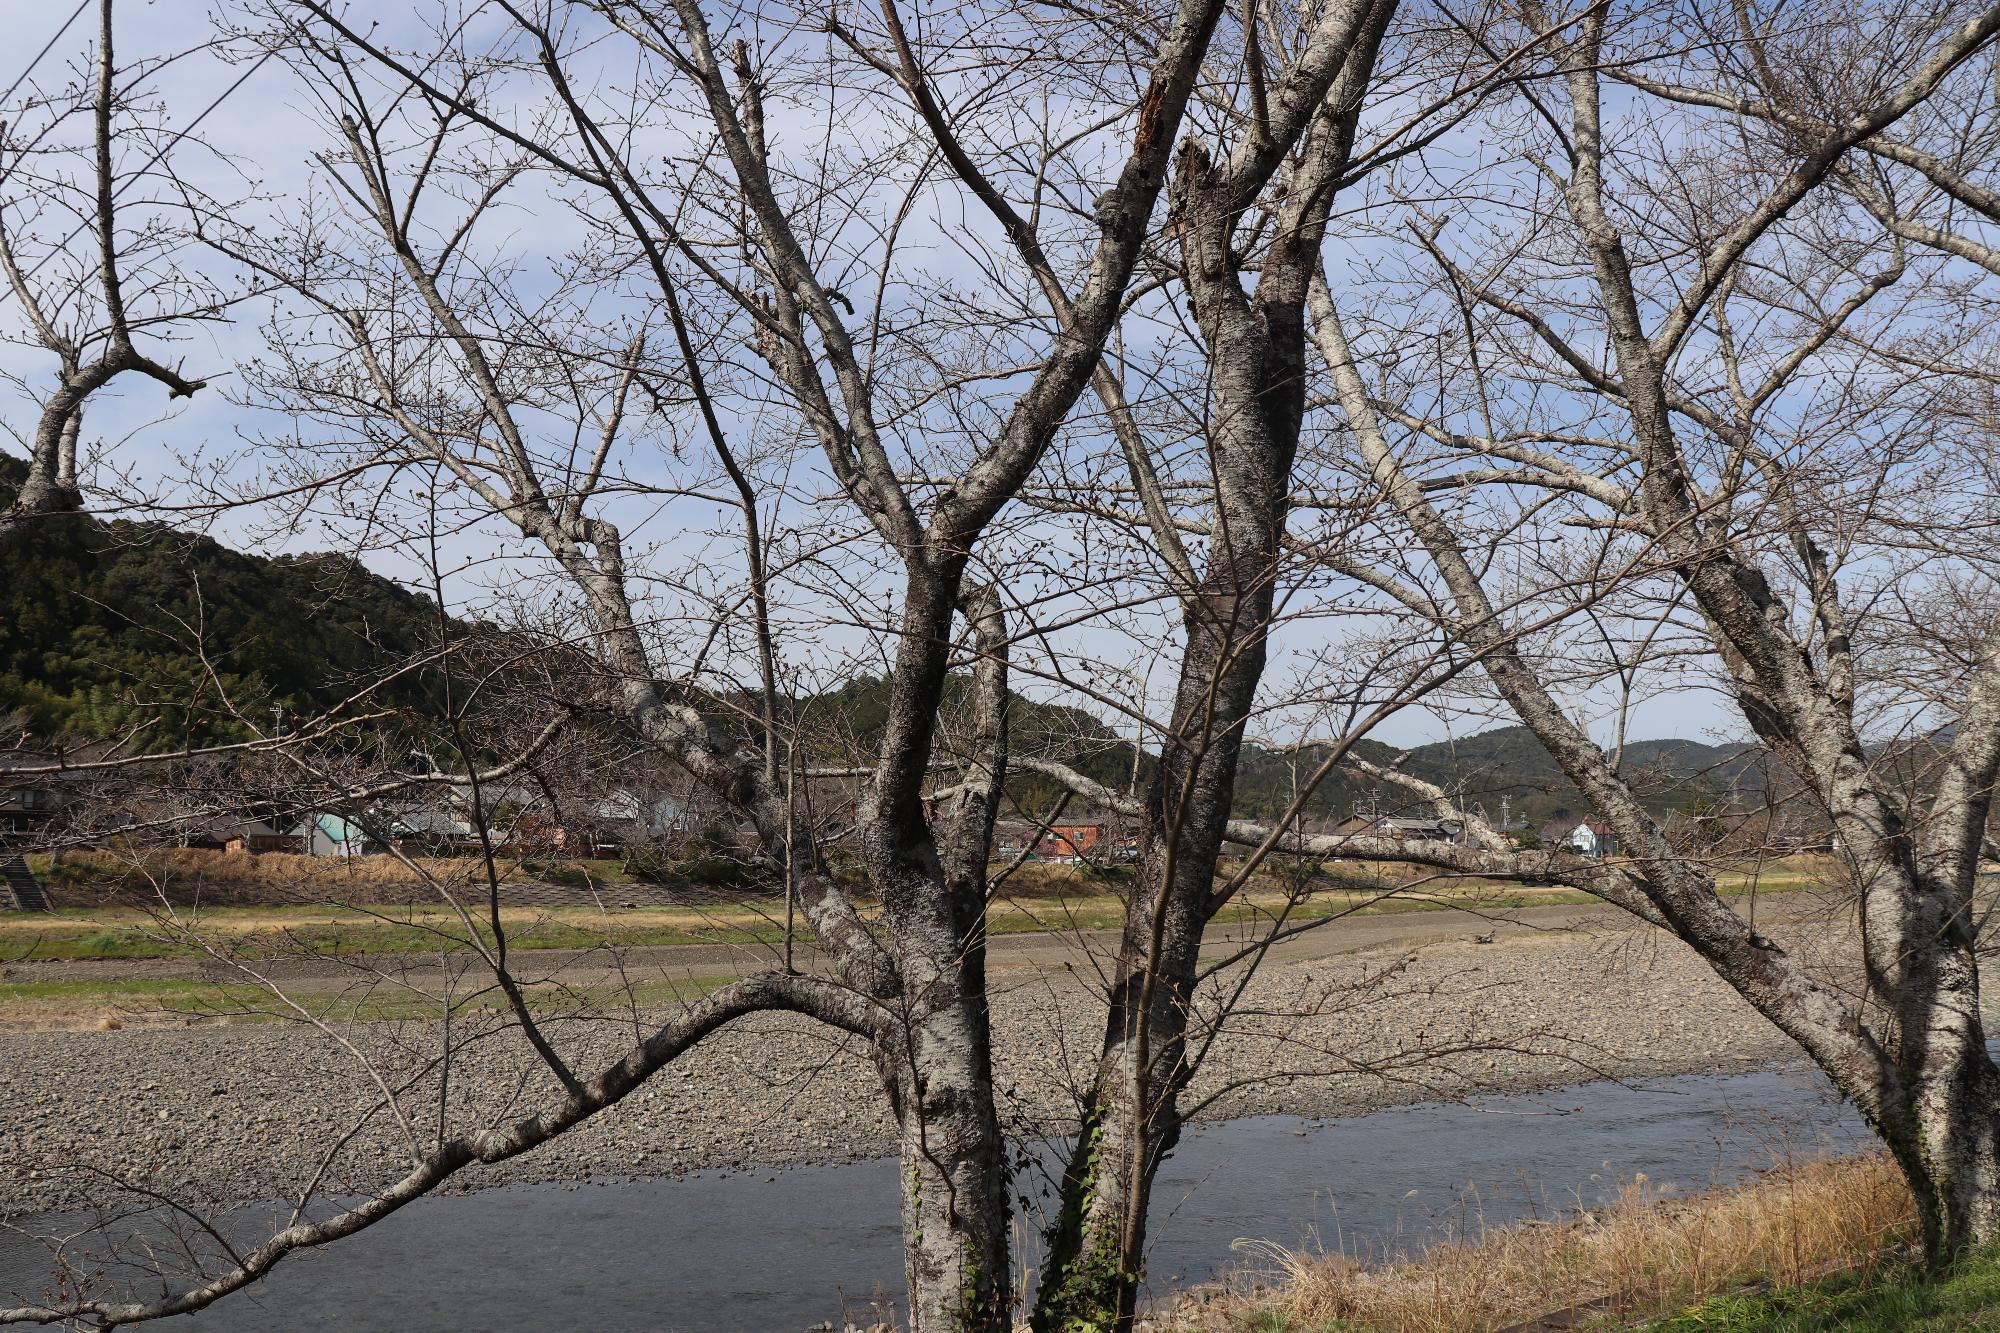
top-left (1398, 726), bottom-right (1757, 825)
top-left (0, 457), bottom-right (447, 746)
top-left (787, 673), bottom-right (1142, 808)
top-left (1230, 725), bottom-right (1759, 829)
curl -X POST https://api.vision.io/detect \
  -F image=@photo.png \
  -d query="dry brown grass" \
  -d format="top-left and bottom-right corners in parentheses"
top-left (34, 847), bottom-right (527, 906)
top-left (1163, 1152), bottom-right (1913, 1332)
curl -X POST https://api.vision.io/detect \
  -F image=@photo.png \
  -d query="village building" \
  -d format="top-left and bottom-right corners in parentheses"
top-left (294, 812), bottom-right (388, 858)
top-left (182, 815), bottom-right (301, 855)
top-left (990, 810), bottom-right (1135, 864)
top-left (0, 744), bottom-right (117, 845)
top-left (1034, 821), bottom-right (1103, 860)
top-left (1540, 816), bottom-right (1617, 857)
top-left (1327, 812), bottom-right (1468, 845)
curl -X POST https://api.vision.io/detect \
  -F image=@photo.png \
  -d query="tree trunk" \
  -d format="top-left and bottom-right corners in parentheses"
top-left (1031, 23), bottom-right (1399, 1314)
top-left (1033, 879), bottom-right (1206, 1330)
top-left (0, 407), bottom-right (83, 551)
top-left (1878, 861), bottom-right (2000, 1263)
top-left (864, 572), bottom-right (1016, 1330)
top-left (1034, 164), bottom-right (1306, 1333)
top-left (1919, 1061), bottom-right (2000, 1258)
top-left (883, 997), bottom-right (1014, 1330)
top-left (600, 545), bottom-right (1019, 1327)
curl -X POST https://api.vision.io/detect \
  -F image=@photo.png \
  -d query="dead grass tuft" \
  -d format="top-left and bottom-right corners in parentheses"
top-left (1163, 1152), bottom-right (1912, 1332)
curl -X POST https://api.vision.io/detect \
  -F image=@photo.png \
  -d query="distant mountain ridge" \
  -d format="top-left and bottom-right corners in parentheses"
top-left (1224, 725), bottom-right (1764, 828)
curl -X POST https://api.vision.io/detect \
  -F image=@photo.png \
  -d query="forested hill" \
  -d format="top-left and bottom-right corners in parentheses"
top-left (1, 459), bottom-right (1747, 819)
top-left (1230, 725), bottom-right (1758, 828)
top-left (789, 673), bottom-right (1141, 801)
top-left (0, 457), bottom-right (447, 745)
top-left (0, 468), bottom-right (1151, 779)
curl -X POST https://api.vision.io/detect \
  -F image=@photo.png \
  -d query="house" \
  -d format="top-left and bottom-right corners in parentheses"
top-left (991, 819), bottom-right (1035, 859)
top-left (295, 813), bottom-right (388, 858)
top-left (559, 791), bottom-right (694, 856)
top-left (1329, 813), bottom-right (1466, 845)
top-left (0, 745), bottom-right (112, 844)
top-left (293, 806), bottom-right (474, 858)
top-left (0, 780), bottom-right (58, 843)
top-left (1542, 817), bottom-right (1616, 857)
top-left (386, 802), bottom-right (491, 855)
top-left (1382, 815), bottom-right (1465, 844)
top-left (183, 816), bottom-right (301, 855)
top-left (1030, 822), bottom-right (1109, 861)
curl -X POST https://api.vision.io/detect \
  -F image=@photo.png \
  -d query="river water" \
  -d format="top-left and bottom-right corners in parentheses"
top-left (0, 1064), bottom-right (1869, 1331)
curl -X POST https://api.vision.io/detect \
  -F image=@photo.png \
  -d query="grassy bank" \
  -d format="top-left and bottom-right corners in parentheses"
top-left (1645, 1249), bottom-right (2000, 1330)
top-left (25, 848), bottom-right (655, 905)
top-left (0, 852), bottom-right (1832, 965)
top-left (1167, 1152), bottom-right (1934, 1332)
top-left (0, 885), bottom-right (1594, 966)
top-left (0, 901), bottom-right (797, 963)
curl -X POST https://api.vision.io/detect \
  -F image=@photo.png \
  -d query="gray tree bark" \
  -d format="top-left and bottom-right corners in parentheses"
top-left (1288, 3), bottom-right (2000, 1264)
top-left (1034, 8), bottom-right (1398, 1325)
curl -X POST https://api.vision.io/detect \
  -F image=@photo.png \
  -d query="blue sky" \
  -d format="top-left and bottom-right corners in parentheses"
top-left (0, 1), bottom-right (1780, 754)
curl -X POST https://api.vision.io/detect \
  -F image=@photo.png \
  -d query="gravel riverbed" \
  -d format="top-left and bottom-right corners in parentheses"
top-left (0, 922), bottom-right (1870, 1219)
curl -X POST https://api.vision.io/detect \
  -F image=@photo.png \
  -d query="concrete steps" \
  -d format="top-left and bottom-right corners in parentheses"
top-left (0, 855), bottom-right (49, 912)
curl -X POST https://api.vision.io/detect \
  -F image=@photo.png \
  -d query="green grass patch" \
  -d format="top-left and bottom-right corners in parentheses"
top-left (0, 859), bottom-right (1820, 964)
top-left (1642, 1250), bottom-right (2000, 1332)
top-left (0, 977), bottom-right (265, 1006)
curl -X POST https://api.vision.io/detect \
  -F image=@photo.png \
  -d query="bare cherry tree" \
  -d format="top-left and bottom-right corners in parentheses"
top-left (0, 0), bottom-right (1247, 1324)
top-left (0, 0), bottom-right (219, 547)
top-left (22, 4), bottom-right (2000, 1329)
top-left (1017, 4), bottom-right (1420, 1321)
top-left (1284, 0), bottom-right (2000, 1266)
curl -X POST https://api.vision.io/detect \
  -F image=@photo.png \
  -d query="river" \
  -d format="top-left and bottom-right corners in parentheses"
top-left (0, 1063), bottom-right (1869, 1330)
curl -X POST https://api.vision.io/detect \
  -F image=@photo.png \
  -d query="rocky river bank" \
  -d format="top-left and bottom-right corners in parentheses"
top-left (0, 916), bottom-right (1858, 1221)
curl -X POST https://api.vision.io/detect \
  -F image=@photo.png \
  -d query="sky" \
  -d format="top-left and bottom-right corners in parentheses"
top-left (0, 1), bottom-right (1795, 754)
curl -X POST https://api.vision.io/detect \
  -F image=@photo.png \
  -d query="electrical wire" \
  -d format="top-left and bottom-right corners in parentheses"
top-left (0, 0), bottom-right (92, 110)
top-left (3, 44), bottom-right (278, 301)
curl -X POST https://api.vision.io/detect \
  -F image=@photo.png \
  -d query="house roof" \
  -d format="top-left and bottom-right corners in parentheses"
top-left (296, 812), bottom-right (371, 843)
top-left (1380, 816), bottom-right (1461, 834)
top-left (387, 804), bottom-right (480, 838)
top-left (189, 815), bottom-right (282, 842)
top-left (447, 781), bottom-right (541, 809)
top-left (1338, 814), bottom-right (1461, 838)
top-left (0, 741), bottom-right (121, 786)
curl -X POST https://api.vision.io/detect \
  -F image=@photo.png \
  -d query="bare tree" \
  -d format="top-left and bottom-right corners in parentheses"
top-left (1279, 0), bottom-right (2000, 1267)
top-left (19, 4), bottom-right (2000, 1329)
top-left (1024, 5), bottom-right (1409, 1323)
top-left (0, 0), bottom-right (218, 547)
top-left (0, 0), bottom-right (1248, 1324)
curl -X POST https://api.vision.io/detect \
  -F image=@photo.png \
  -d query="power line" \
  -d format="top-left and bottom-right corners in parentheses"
top-left (5, 44), bottom-right (278, 301)
top-left (0, 0), bottom-right (91, 110)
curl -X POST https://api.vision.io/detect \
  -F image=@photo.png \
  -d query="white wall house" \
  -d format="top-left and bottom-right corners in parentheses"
top-left (1559, 819), bottom-right (1616, 857)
